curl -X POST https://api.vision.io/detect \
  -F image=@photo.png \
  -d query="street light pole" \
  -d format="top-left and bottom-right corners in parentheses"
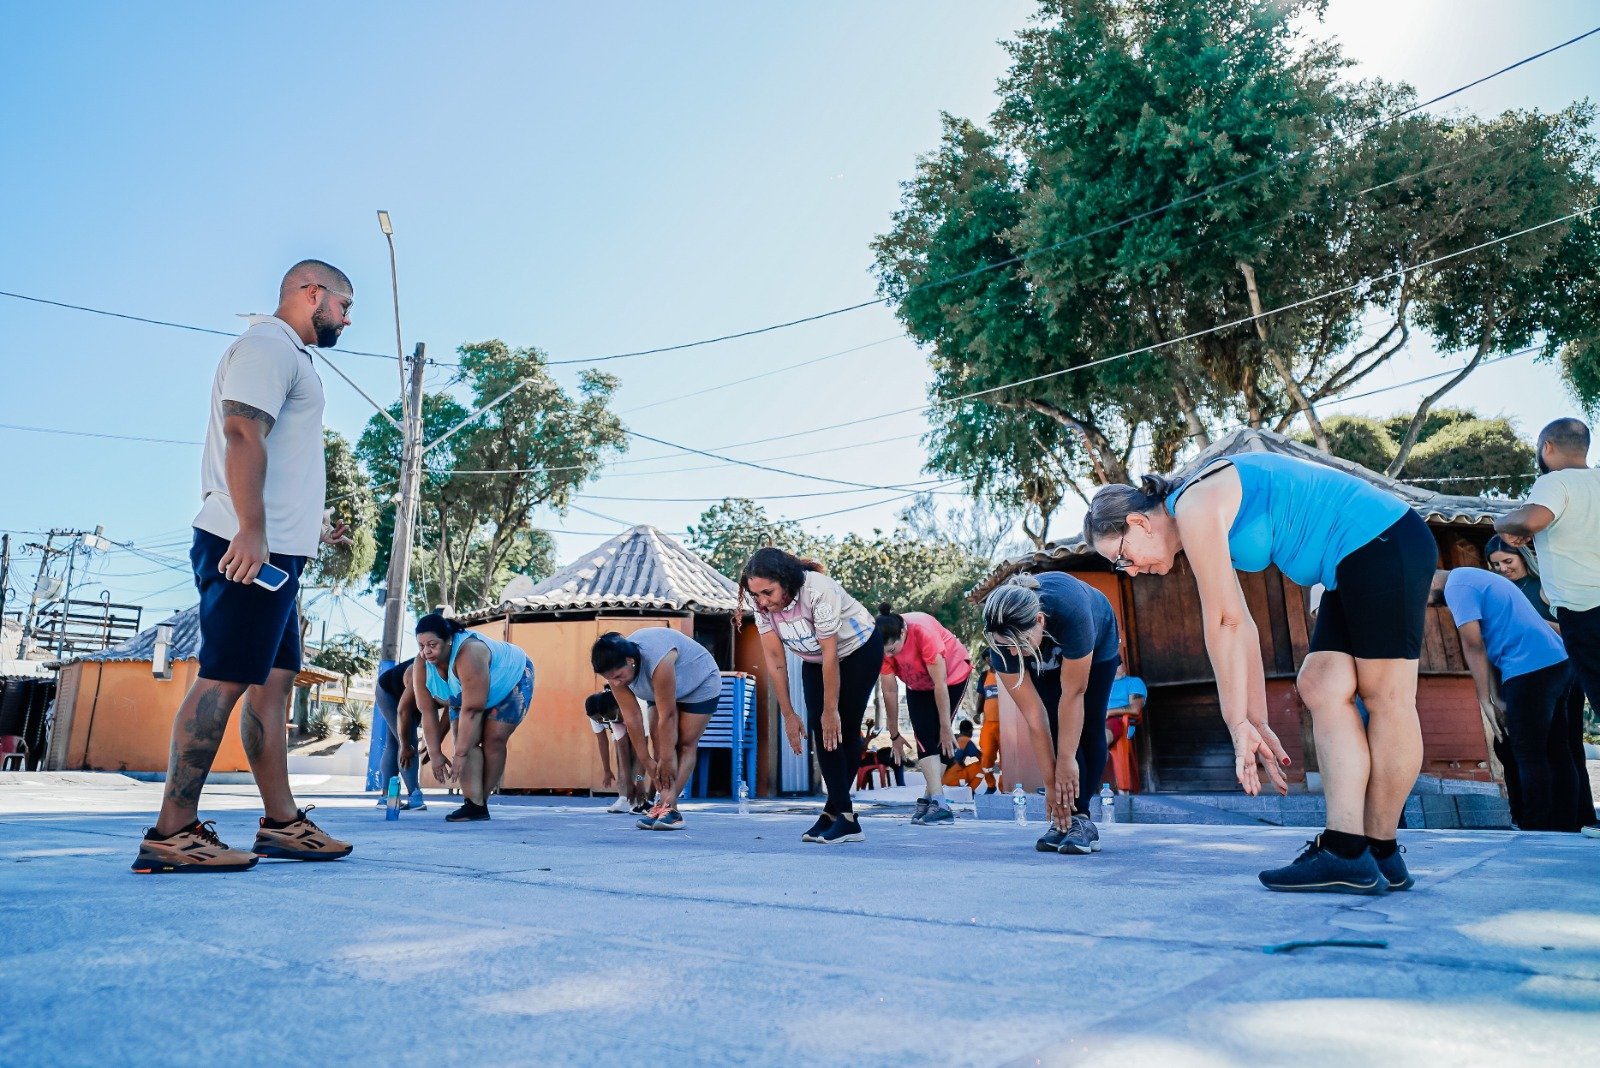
top-left (371, 208), bottom-right (428, 790)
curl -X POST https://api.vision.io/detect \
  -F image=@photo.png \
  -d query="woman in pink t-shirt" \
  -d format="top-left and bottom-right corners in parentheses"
top-left (875, 605), bottom-right (973, 826)
top-left (740, 546), bottom-right (883, 845)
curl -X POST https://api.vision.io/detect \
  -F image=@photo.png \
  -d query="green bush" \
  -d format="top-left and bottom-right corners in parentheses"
top-left (339, 709), bottom-right (370, 742)
top-left (1403, 419), bottom-right (1536, 496)
top-left (304, 711), bottom-right (332, 741)
top-left (1294, 416), bottom-right (1396, 474)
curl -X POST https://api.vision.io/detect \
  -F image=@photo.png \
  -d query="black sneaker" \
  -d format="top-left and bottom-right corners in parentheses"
top-left (801, 813), bottom-right (834, 842)
top-left (1375, 845), bottom-right (1414, 891)
top-left (444, 801), bottom-right (490, 823)
top-left (1258, 836), bottom-right (1384, 895)
top-left (1035, 824), bottom-right (1068, 852)
top-left (818, 814), bottom-right (864, 844)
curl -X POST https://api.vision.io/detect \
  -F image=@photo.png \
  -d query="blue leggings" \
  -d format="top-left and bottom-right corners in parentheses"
top-left (375, 687), bottom-right (420, 795)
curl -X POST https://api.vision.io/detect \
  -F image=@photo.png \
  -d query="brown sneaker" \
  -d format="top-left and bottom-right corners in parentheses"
top-left (132, 820), bottom-right (259, 874)
top-left (252, 805), bottom-right (353, 862)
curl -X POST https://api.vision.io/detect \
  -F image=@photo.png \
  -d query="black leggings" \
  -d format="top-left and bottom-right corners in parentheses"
top-left (1502, 662), bottom-right (1590, 831)
top-left (905, 680), bottom-right (970, 760)
top-left (1027, 656), bottom-right (1119, 816)
top-left (800, 627), bottom-right (885, 815)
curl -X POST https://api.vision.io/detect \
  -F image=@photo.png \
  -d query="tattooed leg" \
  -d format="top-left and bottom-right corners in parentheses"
top-left (155, 678), bottom-right (247, 834)
top-left (242, 667), bottom-right (298, 822)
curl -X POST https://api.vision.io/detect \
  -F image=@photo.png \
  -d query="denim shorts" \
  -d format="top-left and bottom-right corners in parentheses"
top-left (447, 660), bottom-right (534, 726)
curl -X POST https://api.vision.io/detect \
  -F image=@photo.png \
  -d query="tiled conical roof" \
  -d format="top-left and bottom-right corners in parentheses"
top-left (464, 525), bottom-right (739, 620)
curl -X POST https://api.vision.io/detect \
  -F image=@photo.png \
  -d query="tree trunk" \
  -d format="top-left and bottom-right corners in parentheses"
top-left (1171, 380), bottom-right (1211, 448)
top-left (1387, 317), bottom-right (1498, 478)
top-left (1011, 398), bottom-right (1129, 484)
top-left (1239, 261), bottom-right (1331, 452)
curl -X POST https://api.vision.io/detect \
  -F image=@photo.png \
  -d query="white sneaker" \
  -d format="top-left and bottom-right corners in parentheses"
top-left (606, 796), bottom-right (632, 814)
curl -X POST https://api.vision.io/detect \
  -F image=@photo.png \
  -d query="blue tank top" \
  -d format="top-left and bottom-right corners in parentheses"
top-left (1166, 453), bottom-right (1408, 590)
top-left (424, 632), bottom-right (530, 708)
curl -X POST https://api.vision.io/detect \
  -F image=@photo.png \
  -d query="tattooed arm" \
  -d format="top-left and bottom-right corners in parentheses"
top-left (218, 400), bottom-right (275, 584)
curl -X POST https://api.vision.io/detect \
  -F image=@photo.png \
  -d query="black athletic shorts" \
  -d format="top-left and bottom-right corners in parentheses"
top-left (904, 679), bottom-right (969, 759)
top-left (1310, 509), bottom-right (1435, 661)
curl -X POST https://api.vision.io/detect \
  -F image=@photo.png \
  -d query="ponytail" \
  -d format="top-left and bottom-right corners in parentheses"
top-left (1082, 474), bottom-right (1178, 545)
top-left (875, 603), bottom-right (906, 644)
top-left (981, 574), bottom-right (1046, 674)
top-left (590, 631), bottom-right (643, 675)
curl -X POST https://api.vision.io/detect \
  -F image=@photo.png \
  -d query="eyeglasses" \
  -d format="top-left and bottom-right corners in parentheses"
top-left (1112, 531), bottom-right (1132, 573)
top-left (300, 282), bottom-right (353, 305)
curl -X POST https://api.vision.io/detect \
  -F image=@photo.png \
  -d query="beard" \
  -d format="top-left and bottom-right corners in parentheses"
top-left (1536, 451), bottom-right (1551, 475)
top-left (312, 302), bottom-right (344, 347)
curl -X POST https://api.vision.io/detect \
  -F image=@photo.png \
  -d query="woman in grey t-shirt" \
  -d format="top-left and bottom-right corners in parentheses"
top-left (590, 629), bottom-right (722, 831)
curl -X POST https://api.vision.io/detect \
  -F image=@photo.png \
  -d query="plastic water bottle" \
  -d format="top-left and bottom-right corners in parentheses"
top-left (385, 775), bottom-right (401, 821)
top-left (1011, 783), bottom-right (1028, 827)
top-left (737, 781), bottom-right (750, 816)
top-left (1099, 783), bottom-right (1116, 825)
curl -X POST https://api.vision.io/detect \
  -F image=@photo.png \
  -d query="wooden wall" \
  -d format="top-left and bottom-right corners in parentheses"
top-left (59, 658), bottom-right (253, 773)
top-left (1033, 539), bottom-right (1494, 790)
top-left (434, 613), bottom-right (767, 793)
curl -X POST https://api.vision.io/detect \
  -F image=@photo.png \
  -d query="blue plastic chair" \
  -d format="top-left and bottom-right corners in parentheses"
top-left (687, 672), bottom-right (758, 799)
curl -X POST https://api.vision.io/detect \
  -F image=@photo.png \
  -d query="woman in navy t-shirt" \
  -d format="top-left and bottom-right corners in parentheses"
top-left (981, 572), bottom-right (1121, 857)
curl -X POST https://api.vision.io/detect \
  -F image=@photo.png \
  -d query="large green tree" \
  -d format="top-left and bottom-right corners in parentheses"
top-left (874, 0), bottom-right (1598, 501)
top-left (358, 340), bottom-right (624, 612)
top-left (301, 428), bottom-right (377, 592)
top-left (687, 498), bottom-right (995, 644)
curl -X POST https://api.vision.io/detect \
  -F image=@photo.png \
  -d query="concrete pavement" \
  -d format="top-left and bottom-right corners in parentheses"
top-left (1, 773), bottom-right (1597, 1067)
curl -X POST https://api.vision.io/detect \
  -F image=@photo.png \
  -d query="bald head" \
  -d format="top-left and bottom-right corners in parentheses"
top-left (275, 259), bottom-right (353, 348)
top-left (1537, 417), bottom-right (1590, 473)
top-left (279, 259), bottom-right (352, 304)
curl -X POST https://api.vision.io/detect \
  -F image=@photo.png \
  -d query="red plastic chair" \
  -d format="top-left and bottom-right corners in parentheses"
top-left (0, 735), bottom-right (28, 772)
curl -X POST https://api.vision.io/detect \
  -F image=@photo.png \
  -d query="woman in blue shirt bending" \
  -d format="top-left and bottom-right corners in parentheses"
top-left (411, 612), bottom-right (536, 824)
top-left (1084, 452), bottom-right (1435, 895)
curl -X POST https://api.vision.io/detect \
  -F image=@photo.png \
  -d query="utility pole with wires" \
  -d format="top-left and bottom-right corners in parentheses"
top-left (380, 340), bottom-right (428, 665)
top-left (369, 208), bottom-right (428, 790)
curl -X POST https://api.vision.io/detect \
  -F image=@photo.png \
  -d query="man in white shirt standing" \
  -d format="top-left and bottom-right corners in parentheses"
top-left (133, 261), bottom-right (357, 873)
top-left (1496, 417), bottom-right (1600, 838)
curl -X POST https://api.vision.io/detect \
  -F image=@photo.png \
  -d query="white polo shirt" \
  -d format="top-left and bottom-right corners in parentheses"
top-left (193, 315), bottom-right (327, 558)
top-left (1527, 467), bottom-right (1600, 612)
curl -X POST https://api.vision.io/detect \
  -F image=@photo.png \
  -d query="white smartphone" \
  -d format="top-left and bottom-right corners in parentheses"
top-left (219, 560), bottom-right (291, 591)
top-left (253, 563), bottom-right (291, 591)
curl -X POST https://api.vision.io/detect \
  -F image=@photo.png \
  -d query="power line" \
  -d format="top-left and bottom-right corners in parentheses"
top-left (540, 26), bottom-right (1600, 368)
top-left (621, 428), bottom-right (942, 492)
top-left (0, 421), bottom-right (201, 446)
top-left (650, 207), bottom-right (1592, 458)
top-left (0, 289), bottom-right (449, 365)
top-left (618, 335), bottom-right (904, 415)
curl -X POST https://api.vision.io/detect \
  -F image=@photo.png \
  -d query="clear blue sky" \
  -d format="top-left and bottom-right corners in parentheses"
top-left (2, 1), bottom-right (1596, 640)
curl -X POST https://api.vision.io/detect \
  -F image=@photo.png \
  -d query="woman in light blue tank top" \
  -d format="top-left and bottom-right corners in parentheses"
top-left (1083, 451), bottom-right (1435, 896)
top-left (411, 612), bottom-right (535, 823)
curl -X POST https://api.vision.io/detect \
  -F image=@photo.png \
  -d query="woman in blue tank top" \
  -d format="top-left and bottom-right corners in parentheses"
top-left (1083, 451), bottom-right (1435, 896)
top-left (410, 612), bottom-right (535, 824)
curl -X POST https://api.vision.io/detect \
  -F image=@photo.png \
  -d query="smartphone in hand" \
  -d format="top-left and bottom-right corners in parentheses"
top-left (253, 563), bottom-right (291, 591)
top-left (220, 559), bottom-right (291, 591)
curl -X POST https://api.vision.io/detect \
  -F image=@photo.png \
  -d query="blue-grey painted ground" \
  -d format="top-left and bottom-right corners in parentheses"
top-left (2, 773), bottom-right (1598, 1067)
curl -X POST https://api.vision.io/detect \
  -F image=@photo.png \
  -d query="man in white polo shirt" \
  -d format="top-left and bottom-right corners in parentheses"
top-left (133, 260), bottom-right (358, 874)
top-left (1496, 416), bottom-right (1600, 838)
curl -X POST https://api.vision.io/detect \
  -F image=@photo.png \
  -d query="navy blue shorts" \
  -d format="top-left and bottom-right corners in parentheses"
top-left (190, 529), bottom-right (305, 685)
top-left (675, 695), bottom-right (720, 717)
